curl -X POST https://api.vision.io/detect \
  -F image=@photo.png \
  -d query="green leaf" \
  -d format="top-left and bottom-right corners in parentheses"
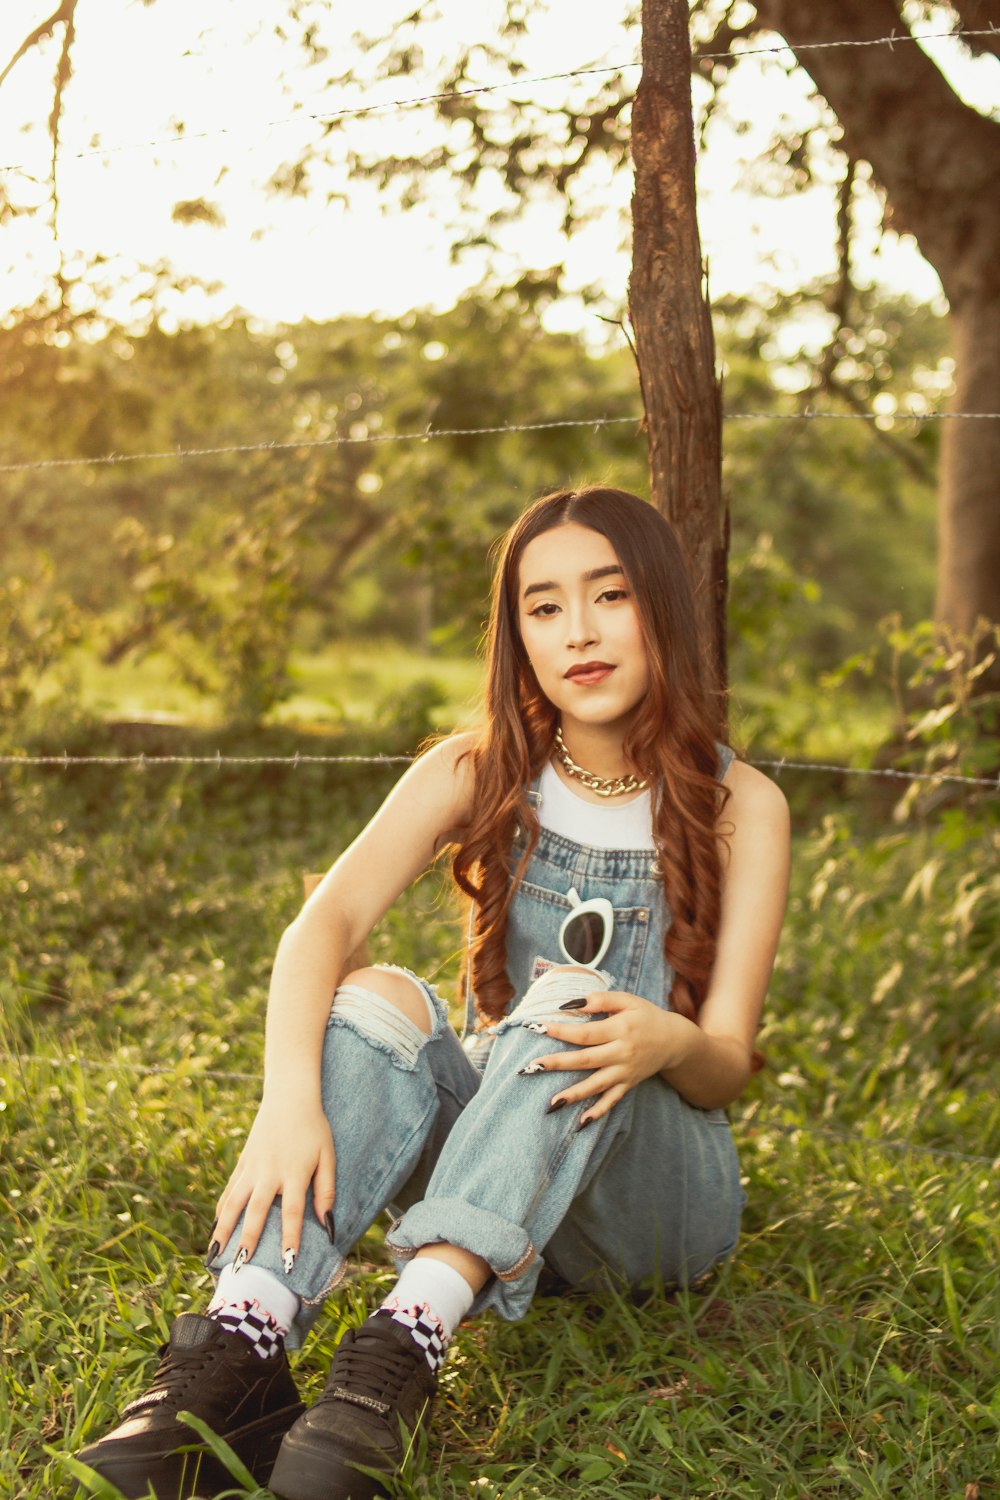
top-left (577, 1458), bottom-right (615, 1481)
top-left (939, 1256), bottom-right (966, 1351)
top-left (46, 1451), bottom-right (128, 1498)
top-left (175, 1409), bottom-right (258, 1489)
top-left (881, 1438), bottom-right (904, 1465)
top-left (907, 702), bottom-right (958, 738)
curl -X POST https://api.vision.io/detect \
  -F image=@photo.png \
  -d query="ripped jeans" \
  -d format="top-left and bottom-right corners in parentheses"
top-left (209, 963), bottom-right (744, 1347)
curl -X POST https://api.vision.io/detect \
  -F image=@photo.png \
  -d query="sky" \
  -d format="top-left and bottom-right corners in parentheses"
top-left (0, 0), bottom-right (995, 339)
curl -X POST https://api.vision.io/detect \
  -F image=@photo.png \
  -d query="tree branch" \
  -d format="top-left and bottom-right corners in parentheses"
top-left (804, 157), bottom-right (933, 486)
top-left (749, 0), bottom-right (1000, 307)
top-left (49, 1), bottom-right (77, 307)
top-left (821, 371), bottom-right (937, 486)
top-left (818, 156), bottom-right (855, 389)
top-left (0, 1), bottom-right (75, 89)
top-left (691, 10), bottom-right (758, 71)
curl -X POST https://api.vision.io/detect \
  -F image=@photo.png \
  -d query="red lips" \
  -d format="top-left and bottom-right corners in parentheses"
top-left (565, 661), bottom-right (614, 679)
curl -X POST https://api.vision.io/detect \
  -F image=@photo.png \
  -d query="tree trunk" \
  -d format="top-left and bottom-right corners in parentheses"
top-left (937, 297), bottom-right (1000, 635)
top-left (628, 0), bottom-right (727, 729)
top-left (749, 0), bottom-right (1000, 669)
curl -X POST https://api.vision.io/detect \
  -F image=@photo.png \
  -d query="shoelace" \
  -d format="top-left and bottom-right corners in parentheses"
top-left (121, 1343), bottom-right (219, 1417)
top-left (320, 1329), bottom-right (422, 1415)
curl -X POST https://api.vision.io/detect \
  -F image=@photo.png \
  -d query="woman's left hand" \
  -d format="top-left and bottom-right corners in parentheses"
top-left (527, 990), bottom-right (687, 1124)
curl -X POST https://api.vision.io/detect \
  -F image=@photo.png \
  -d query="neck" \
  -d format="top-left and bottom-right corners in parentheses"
top-left (558, 721), bottom-right (635, 780)
top-left (552, 723), bottom-right (649, 800)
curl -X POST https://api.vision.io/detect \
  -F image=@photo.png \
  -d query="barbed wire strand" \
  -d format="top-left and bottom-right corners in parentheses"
top-left (751, 758), bottom-right (998, 789)
top-left (0, 751), bottom-right (996, 788)
top-left (1, 409), bottom-right (997, 477)
top-left (0, 752), bottom-right (413, 768)
top-left (1, 28), bottom-right (994, 177)
top-left (2, 1049), bottom-right (995, 1165)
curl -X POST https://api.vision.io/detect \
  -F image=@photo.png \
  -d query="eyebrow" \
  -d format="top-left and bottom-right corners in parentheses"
top-left (522, 564), bottom-right (624, 600)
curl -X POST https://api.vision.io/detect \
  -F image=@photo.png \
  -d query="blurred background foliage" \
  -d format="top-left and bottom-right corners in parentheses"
top-left (1, 280), bottom-right (948, 741)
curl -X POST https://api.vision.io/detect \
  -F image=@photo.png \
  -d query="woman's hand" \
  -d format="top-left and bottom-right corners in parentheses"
top-left (210, 1093), bottom-right (336, 1270)
top-left (527, 990), bottom-right (688, 1124)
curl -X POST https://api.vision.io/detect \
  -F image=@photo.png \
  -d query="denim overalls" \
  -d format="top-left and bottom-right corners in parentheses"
top-left (211, 753), bottom-right (745, 1346)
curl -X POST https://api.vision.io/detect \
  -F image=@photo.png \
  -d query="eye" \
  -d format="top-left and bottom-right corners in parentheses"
top-left (527, 602), bottom-right (559, 618)
top-left (598, 587), bottom-right (628, 603)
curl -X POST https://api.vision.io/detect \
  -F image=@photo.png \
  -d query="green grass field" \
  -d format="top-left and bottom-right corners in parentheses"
top-left (2, 712), bottom-right (998, 1498)
top-left (49, 642), bottom-right (484, 733)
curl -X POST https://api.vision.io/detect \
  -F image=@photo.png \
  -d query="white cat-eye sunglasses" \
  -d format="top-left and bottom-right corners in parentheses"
top-left (558, 885), bottom-right (614, 968)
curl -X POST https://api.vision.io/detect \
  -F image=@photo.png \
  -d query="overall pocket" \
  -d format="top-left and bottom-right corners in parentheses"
top-left (507, 878), bottom-right (651, 998)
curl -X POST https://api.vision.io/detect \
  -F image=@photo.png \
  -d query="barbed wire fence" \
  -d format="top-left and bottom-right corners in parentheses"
top-left (1, 408), bottom-right (998, 477)
top-left (0, 25), bottom-right (994, 177)
top-left (0, 750), bottom-right (997, 788)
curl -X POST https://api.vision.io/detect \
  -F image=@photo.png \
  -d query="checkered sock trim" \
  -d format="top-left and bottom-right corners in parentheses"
top-left (207, 1298), bottom-right (283, 1360)
top-left (375, 1302), bottom-right (448, 1373)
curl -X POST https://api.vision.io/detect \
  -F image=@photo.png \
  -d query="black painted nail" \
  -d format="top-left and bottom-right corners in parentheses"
top-left (546, 1098), bottom-right (568, 1114)
top-left (576, 1115), bottom-right (593, 1131)
top-left (559, 998), bottom-right (588, 1011)
top-left (324, 1210), bottom-right (336, 1245)
top-left (205, 1239), bottom-right (220, 1267)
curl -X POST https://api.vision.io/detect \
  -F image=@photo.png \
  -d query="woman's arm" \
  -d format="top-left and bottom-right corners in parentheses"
top-left (532, 760), bottom-right (790, 1116)
top-left (656, 759), bottom-right (790, 1107)
top-left (212, 732), bottom-right (476, 1259)
top-left (261, 731), bottom-right (476, 1104)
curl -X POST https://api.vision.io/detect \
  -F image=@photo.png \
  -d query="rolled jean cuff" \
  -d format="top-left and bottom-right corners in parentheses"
top-left (386, 1197), bottom-right (536, 1285)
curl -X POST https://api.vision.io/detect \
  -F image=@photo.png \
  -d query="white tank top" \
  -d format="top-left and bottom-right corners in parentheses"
top-left (536, 759), bottom-right (655, 851)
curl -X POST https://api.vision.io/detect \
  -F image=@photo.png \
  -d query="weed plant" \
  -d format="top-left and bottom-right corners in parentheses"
top-left (2, 719), bottom-right (997, 1498)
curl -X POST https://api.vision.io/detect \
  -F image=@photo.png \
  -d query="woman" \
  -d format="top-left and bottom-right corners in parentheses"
top-left (77, 486), bottom-right (790, 1500)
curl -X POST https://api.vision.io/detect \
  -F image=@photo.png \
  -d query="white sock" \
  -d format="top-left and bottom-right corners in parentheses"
top-left (207, 1263), bottom-right (300, 1359)
top-left (376, 1258), bottom-right (476, 1372)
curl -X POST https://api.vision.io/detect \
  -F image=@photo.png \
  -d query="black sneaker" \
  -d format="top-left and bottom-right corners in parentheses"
top-left (269, 1314), bottom-right (439, 1500)
top-left (75, 1312), bottom-right (305, 1499)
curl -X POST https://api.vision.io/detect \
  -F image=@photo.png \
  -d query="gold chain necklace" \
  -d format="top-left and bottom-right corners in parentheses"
top-left (553, 726), bottom-right (649, 799)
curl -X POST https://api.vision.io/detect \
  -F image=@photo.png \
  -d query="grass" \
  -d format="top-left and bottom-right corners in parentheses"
top-left (49, 641), bottom-right (485, 732)
top-left (2, 716), bottom-right (998, 1498)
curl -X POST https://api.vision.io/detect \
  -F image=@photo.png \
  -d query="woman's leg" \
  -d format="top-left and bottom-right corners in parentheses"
top-left (207, 964), bottom-right (481, 1345)
top-left (542, 1084), bottom-right (744, 1297)
top-left (76, 965), bottom-right (480, 1500)
top-left (383, 965), bottom-right (622, 1313)
top-left (386, 965), bottom-right (743, 1317)
top-left (269, 967), bottom-right (611, 1500)
top-left (271, 968), bottom-right (743, 1500)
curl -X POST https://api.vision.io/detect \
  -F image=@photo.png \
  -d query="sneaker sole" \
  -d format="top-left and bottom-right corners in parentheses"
top-left (76, 1401), bottom-right (306, 1500)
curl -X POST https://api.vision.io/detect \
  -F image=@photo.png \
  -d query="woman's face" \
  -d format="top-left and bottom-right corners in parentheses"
top-left (516, 522), bottom-right (650, 735)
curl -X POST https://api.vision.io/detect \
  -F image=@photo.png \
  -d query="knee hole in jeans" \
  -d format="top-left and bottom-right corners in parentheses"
top-left (339, 965), bottom-right (435, 1036)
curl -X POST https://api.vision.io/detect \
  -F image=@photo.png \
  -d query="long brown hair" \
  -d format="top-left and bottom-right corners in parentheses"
top-left (450, 486), bottom-right (730, 1027)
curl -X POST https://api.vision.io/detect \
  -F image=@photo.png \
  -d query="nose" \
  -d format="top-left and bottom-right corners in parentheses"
top-left (565, 599), bottom-right (598, 651)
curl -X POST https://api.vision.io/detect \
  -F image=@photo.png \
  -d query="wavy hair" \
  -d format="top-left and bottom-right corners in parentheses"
top-left (449, 486), bottom-right (730, 1028)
